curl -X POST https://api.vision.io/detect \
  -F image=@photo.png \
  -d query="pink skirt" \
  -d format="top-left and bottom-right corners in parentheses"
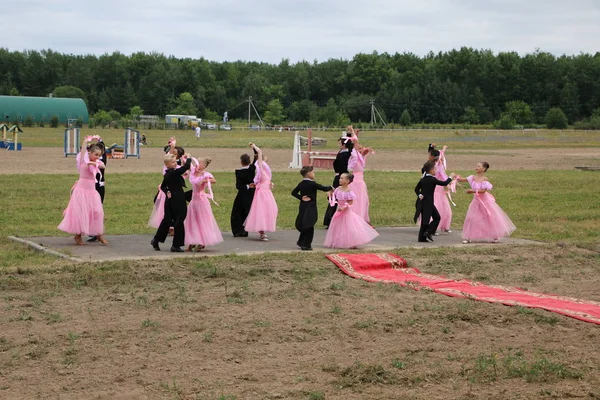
top-left (349, 171), bottom-right (370, 223)
top-left (184, 194), bottom-right (224, 247)
top-left (244, 183), bottom-right (278, 232)
top-left (324, 207), bottom-right (379, 248)
top-left (462, 193), bottom-right (516, 242)
top-left (148, 190), bottom-right (165, 228)
top-left (58, 178), bottom-right (104, 235)
top-left (434, 185), bottom-right (452, 231)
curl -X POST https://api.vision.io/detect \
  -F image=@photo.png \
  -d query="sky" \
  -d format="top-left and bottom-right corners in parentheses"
top-left (3, 0), bottom-right (600, 63)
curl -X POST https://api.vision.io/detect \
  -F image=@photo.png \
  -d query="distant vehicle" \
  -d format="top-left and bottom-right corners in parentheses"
top-left (220, 124), bottom-right (232, 131)
top-left (207, 123), bottom-right (217, 130)
top-left (249, 125), bottom-right (261, 131)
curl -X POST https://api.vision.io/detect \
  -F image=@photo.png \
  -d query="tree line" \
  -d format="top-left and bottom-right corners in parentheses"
top-left (1, 47), bottom-right (600, 128)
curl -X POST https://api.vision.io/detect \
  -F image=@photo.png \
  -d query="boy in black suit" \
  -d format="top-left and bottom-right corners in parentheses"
top-left (415, 161), bottom-right (453, 243)
top-left (151, 153), bottom-right (192, 252)
top-left (231, 154), bottom-right (256, 237)
top-left (323, 137), bottom-right (352, 227)
top-left (292, 166), bottom-right (333, 250)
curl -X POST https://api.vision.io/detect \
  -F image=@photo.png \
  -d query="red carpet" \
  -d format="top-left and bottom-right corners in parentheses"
top-left (326, 253), bottom-right (600, 325)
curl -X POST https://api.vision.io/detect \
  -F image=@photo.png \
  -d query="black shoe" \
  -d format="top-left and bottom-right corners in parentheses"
top-left (170, 246), bottom-right (184, 253)
top-left (233, 233), bottom-right (242, 237)
top-left (296, 241), bottom-right (302, 247)
top-left (240, 232), bottom-right (248, 237)
top-left (418, 239), bottom-right (428, 243)
top-left (150, 239), bottom-right (160, 251)
top-left (426, 233), bottom-right (435, 242)
top-left (87, 236), bottom-right (98, 243)
top-left (300, 246), bottom-right (313, 251)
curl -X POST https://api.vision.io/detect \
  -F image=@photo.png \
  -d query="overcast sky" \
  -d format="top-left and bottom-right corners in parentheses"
top-left (3, 0), bottom-right (599, 63)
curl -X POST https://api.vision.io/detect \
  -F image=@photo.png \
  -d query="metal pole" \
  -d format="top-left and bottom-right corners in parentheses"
top-left (248, 96), bottom-right (252, 127)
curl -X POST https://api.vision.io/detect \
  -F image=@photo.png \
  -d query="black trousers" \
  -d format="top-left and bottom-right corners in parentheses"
top-left (95, 184), bottom-right (105, 203)
top-left (297, 227), bottom-right (314, 248)
top-left (418, 205), bottom-right (440, 241)
top-left (323, 175), bottom-right (340, 227)
top-left (154, 193), bottom-right (187, 247)
top-left (231, 191), bottom-right (254, 235)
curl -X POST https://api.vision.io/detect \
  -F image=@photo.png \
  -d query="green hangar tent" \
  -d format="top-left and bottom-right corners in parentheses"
top-left (0, 96), bottom-right (89, 124)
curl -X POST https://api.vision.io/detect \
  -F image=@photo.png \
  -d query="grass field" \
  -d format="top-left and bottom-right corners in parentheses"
top-left (14, 127), bottom-right (600, 150)
top-left (1, 144), bottom-right (600, 398)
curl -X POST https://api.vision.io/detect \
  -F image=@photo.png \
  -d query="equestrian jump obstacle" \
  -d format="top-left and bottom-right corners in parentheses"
top-left (64, 127), bottom-right (81, 157)
top-left (64, 127), bottom-right (141, 159)
top-left (124, 127), bottom-right (141, 158)
top-left (289, 129), bottom-right (335, 169)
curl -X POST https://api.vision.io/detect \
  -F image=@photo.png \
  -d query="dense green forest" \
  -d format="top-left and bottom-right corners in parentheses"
top-left (1, 47), bottom-right (600, 128)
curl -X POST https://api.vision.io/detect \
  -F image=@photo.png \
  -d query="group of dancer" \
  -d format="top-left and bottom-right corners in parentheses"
top-left (57, 129), bottom-right (515, 251)
top-left (414, 143), bottom-right (516, 244)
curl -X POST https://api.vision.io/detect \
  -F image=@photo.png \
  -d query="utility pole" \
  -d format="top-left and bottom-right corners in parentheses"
top-left (248, 96), bottom-right (252, 127)
top-left (369, 99), bottom-right (387, 127)
top-left (246, 96), bottom-right (265, 127)
top-left (370, 99), bottom-right (376, 126)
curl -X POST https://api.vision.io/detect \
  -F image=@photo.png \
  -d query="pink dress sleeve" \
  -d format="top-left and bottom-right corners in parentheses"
top-left (348, 190), bottom-right (357, 201)
top-left (467, 175), bottom-right (474, 188)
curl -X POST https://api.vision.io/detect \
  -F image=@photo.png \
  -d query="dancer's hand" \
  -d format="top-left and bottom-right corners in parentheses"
top-left (466, 189), bottom-right (475, 194)
top-left (301, 196), bottom-right (311, 202)
top-left (249, 183), bottom-right (256, 188)
top-left (167, 191), bottom-right (172, 198)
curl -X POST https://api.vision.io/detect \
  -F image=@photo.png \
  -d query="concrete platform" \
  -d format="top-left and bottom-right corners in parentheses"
top-left (10, 227), bottom-right (539, 263)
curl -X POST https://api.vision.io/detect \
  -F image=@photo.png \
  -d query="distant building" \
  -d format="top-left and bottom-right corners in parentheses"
top-left (138, 115), bottom-right (159, 127)
top-left (0, 95), bottom-right (89, 124)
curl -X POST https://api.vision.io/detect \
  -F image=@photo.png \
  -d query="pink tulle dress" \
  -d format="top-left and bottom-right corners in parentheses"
top-left (244, 161), bottom-right (278, 232)
top-left (184, 170), bottom-right (224, 247)
top-left (434, 150), bottom-right (453, 232)
top-left (147, 165), bottom-right (168, 228)
top-left (462, 176), bottom-right (516, 242)
top-left (58, 151), bottom-right (104, 235)
top-left (324, 188), bottom-right (379, 248)
top-left (348, 148), bottom-right (370, 223)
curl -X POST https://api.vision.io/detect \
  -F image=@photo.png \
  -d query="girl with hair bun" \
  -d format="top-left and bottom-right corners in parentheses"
top-left (456, 162), bottom-right (516, 244)
top-left (324, 173), bottom-right (379, 249)
top-left (184, 156), bottom-right (224, 251)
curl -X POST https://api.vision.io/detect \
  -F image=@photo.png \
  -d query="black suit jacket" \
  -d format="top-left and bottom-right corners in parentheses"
top-left (161, 158), bottom-right (192, 196)
top-left (235, 165), bottom-right (256, 192)
top-left (331, 149), bottom-right (351, 187)
top-left (292, 179), bottom-right (332, 230)
top-left (414, 174), bottom-right (452, 222)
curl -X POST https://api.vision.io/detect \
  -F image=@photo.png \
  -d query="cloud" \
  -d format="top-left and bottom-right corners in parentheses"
top-left (2, 0), bottom-right (599, 63)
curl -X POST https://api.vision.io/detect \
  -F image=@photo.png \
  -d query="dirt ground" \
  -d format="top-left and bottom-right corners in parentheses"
top-left (1, 146), bottom-right (599, 175)
top-left (1, 245), bottom-right (599, 399)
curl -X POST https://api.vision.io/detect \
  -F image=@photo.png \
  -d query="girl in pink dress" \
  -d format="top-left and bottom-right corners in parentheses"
top-left (457, 162), bottom-right (516, 243)
top-left (184, 157), bottom-right (224, 251)
top-left (324, 173), bottom-right (379, 249)
top-left (347, 127), bottom-right (372, 224)
top-left (433, 145), bottom-right (453, 234)
top-left (58, 136), bottom-right (108, 245)
top-left (244, 143), bottom-right (278, 241)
